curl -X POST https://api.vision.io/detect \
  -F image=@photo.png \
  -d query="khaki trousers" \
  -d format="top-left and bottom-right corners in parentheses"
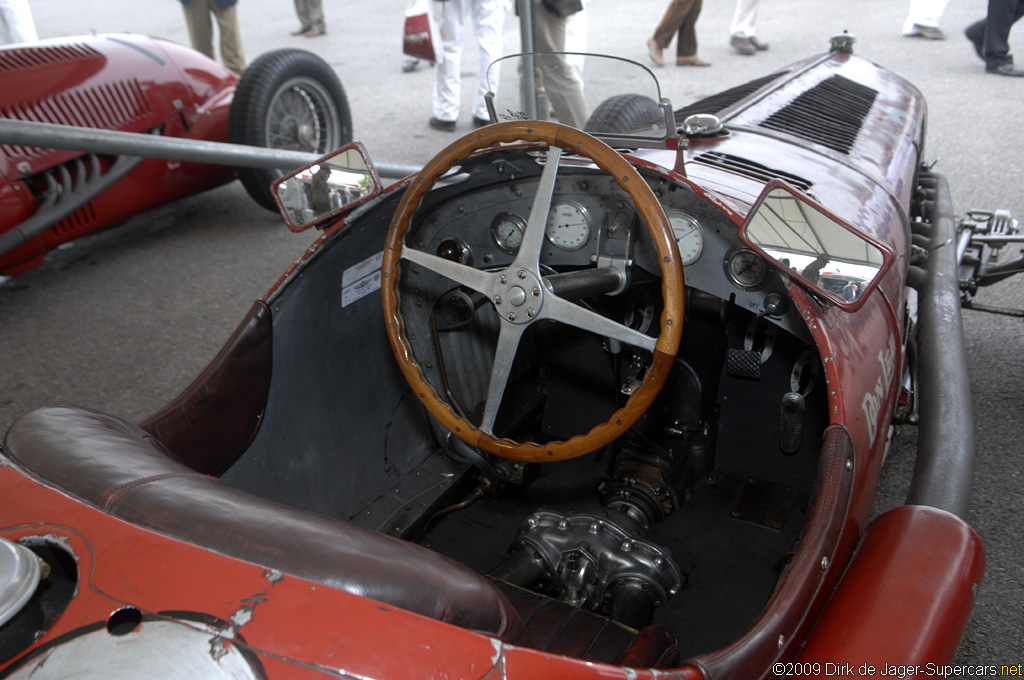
top-left (182, 0), bottom-right (246, 75)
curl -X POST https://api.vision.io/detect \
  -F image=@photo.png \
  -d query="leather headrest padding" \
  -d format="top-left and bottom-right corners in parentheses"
top-left (4, 406), bottom-right (529, 645)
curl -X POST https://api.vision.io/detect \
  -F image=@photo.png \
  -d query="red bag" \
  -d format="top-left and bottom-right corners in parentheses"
top-left (403, 0), bottom-right (444, 64)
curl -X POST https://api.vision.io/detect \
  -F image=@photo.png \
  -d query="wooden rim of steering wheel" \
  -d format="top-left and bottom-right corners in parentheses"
top-left (382, 121), bottom-right (684, 462)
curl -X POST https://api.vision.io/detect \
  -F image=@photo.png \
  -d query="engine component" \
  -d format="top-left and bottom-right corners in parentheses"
top-left (491, 510), bottom-right (683, 630)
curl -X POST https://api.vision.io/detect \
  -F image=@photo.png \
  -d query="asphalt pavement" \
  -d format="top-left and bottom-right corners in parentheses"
top-left (2, 0), bottom-right (1022, 671)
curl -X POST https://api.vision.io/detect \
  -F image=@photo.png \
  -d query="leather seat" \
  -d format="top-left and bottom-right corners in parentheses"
top-left (3, 405), bottom-right (528, 645)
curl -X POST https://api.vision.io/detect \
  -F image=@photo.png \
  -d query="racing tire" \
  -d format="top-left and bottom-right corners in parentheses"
top-left (584, 94), bottom-right (663, 135)
top-left (229, 49), bottom-right (353, 211)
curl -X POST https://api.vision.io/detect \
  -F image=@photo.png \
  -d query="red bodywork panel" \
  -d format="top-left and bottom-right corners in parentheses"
top-left (0, 34), bottom-right (238, 274)
top-left (797, 505), bottom-right (984, 675)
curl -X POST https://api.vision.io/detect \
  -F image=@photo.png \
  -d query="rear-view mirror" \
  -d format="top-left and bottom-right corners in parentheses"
top-left (741, 181), bottom-right (894, 311)
top-left (273, 142), bottom-right (382, 232)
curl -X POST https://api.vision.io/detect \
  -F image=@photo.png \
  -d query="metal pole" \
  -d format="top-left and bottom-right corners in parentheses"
top-left (0, 119), bottom-right (420, 179)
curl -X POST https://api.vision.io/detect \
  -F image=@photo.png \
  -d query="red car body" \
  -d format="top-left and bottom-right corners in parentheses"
top-left (0, 40), bottom-right (985, 679)
top-left (0, 34), bottom-right (237, 274)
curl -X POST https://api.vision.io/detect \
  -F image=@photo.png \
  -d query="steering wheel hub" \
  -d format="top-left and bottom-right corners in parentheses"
top-left (494, 269), bottom-right (543, 324)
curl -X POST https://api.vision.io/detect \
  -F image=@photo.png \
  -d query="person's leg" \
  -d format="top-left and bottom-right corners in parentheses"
top-left (729, 0), bottom-right (759, 38)
top-left (293, 0), bottom-right (311, 32)
top-left (470, 0), bottom-right (505, 122)
top-left (182, 0), bottom-right (215, 60)
top-left (432, 0), bottom-right (468, 125)
top-left (653, 0), bottom-right (694, 49)
top-left (902, 0), bottom-right (950, 35)
top-left (306, 0), bottom-right (325, 32)
top-left (534, 7), bottom-right (588, 128)
top-left (676, 0), bottom-right (704, 59)
top-left (0, 0), bottom-right (37, 44)
top-left (214, 3), bottom-right (245, 75)
top-left (982, 0), bottom-right (1016, 67)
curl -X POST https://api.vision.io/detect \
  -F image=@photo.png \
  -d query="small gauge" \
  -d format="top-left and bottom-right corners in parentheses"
top-left (666, 212), bottom-right (705, 266)
top-left (492, 213), bottom-right (526, 252)
top-left (545, 200), bottom-right (591, 250)
top-left (725, 248), bottom-right (768, 289)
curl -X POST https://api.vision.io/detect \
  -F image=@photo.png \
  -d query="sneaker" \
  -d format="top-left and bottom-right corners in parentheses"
top-left (472, 116), bottom-right (491, 128)
top-left (987, 62), bottom-right (1024, 77)
top-left (429, 116), bottom-right (456, 132)
top-left (749, 36), bottom-right (770, 51)
top-left (906, 23), bottom-right (946, 40)
top-left (730, 35), bottom-right (757, 55)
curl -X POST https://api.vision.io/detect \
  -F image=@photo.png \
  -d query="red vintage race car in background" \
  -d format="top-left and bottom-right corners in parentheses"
top-left (0, 32), bottom-right (351, 275)
top-left (1, 34), bottom-right (1018, 678)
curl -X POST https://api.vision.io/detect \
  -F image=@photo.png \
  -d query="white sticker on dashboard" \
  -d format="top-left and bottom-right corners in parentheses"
top-left (343, 251), bottom-right (384, 287)
top-left (341, 251), bottom-right (384, 307)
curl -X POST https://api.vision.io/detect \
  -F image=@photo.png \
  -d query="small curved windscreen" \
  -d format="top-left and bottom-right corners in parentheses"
top-left (485, 52), bottom-right (670, 143)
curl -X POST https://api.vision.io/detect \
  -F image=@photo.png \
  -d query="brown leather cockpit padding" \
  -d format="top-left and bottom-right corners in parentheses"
top-left (138, 300), bottom-right (272, 476)
top-left (4, 405), bottom-right (529, 645)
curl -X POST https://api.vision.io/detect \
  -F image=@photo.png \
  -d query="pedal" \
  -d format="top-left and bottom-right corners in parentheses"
top-left (778, 392), bottom-right (805, 455)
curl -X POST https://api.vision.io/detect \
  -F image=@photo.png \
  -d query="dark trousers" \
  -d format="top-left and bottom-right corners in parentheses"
top-left (965, 0), bottom-right (1024, 67)
top-left (652, 0), bottom-right (703, 58)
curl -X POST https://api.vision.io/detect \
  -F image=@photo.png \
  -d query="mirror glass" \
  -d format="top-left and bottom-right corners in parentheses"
top-left (273, 143), bottom-right (381, 232)
top-left (743, 184), bottom-right (892, 309)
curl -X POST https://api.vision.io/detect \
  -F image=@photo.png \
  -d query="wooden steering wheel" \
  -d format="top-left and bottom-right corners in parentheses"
top-left (382, 121), bottom-right (684, 462)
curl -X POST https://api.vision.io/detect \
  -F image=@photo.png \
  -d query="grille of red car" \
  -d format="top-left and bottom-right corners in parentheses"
top-left (0, 42), bottom-right (102, 72)
top-left (691, 151), bottom-right (814, 193)
top-left (758, 75), bottom-right (878, 155)
top-left (2, 80), bottom-right (153, 164)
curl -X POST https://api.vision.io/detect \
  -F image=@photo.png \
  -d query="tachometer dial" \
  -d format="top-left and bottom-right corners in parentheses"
top-left (545, 200), bottom-right (591, 250)
top-left (667, 212), bottom-right (705, 266)
top-left (492, 213), bottom-right (526, 252)
top-left (725, 248), bottom-right (768, 289)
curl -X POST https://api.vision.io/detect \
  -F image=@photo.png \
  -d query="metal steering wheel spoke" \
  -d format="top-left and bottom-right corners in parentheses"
top-left (511, 145), bottom-right (563, 273)
top-left (400, 245), bottom-right (496, 295)
top-left (479, 323), bottom-right (527, 435)
top-left (540, 294), bottom-right (657, 353)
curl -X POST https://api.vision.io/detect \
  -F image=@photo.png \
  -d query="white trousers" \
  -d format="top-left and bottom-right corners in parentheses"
top-left (902, 0), bottom-right (951, 33)
top-left (0, 0), bottom-right (37, 45)
top-left (432, 0), bottom-right (507, 122)
top-left (729, 0), bottom-right (762, 39)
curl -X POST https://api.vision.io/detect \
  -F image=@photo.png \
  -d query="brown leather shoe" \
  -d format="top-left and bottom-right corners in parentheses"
top-left (677, 55), bottom-right (711, 67)
top-left (647, 38), bottom-right (664, 67)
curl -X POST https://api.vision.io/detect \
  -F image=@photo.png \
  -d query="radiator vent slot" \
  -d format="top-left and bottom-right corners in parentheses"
top-left (674, 72), bottom-right (787, 123)
top-left (0, 43), bottom-right (102, 71)
top-left (691, 152), bottom-right (814, 193)
top-left (758, 75), bottom-right (877, 154)
top-left (1, 80), bottom-right (153, 161)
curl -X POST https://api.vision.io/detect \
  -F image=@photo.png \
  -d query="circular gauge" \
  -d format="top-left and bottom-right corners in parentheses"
top-left (725, 248), bottom-right (768, 289)
top-left (666, 212), bottom-right (705, 266)
top-left (492, 213), bottom-right (526, 252)
top-left (545, 200), bottom-right (591, 250)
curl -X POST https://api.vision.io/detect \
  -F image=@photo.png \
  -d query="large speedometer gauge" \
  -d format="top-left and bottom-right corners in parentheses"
top-left (666, 212), bottom-right (705, 266)
top-left (545, 200), bottom-right (591, 250)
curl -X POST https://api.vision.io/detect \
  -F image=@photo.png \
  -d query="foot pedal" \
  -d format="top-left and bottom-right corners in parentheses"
top-left (778, 392), bottom-right (805, 455)
top-left (726, 349), bottom-right (762, 380)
